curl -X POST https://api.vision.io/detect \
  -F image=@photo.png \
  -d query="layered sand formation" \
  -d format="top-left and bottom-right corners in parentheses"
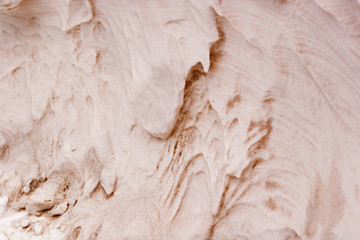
top-left (0, 0), bottom-right (360, 239)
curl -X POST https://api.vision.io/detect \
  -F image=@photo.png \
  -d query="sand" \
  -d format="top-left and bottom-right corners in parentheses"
top-left (0, 0), bottom-right (359, 239)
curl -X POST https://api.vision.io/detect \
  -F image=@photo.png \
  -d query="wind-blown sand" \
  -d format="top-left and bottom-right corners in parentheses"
top-left (0, 0), bottom-right (359, 239)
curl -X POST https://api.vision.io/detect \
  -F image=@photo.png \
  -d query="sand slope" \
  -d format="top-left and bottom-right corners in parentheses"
top-left (0, 0), bottom-right (359, 239)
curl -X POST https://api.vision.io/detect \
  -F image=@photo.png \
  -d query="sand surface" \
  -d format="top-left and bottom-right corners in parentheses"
top-left (0, 0), bottom-right (360, 239)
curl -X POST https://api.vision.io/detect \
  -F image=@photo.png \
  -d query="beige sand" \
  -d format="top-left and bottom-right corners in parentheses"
top-left (0, 0), bottom-right (359, 239)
